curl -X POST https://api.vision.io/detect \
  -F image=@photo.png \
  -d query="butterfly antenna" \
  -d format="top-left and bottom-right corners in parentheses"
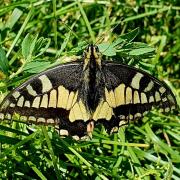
top-left (95, 19), bottom-right (123, 44)
top-left (111, 21), bottom-right (123, 34)
top-left (60, 19), bottom-right (89, 50)
top-left (60, 19), bottom-right (78, 38)
top-left (95, 21), bottom-right (123, 55)
top-left (94, 34), bottom-right (105, 45)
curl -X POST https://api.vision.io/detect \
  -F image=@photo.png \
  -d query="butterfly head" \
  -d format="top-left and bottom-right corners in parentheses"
top-left (83, 44), bottom-right (102, 70)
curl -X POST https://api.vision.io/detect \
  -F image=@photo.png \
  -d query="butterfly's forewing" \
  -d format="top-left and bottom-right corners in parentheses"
top-left (94, 63), bottom-right (177, 132)
top-left (0, 62), bottom-right (91, 137)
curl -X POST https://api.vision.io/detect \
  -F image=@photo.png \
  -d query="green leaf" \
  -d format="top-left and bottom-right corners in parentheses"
top-left (22, 34), bottom-right (50, 60)
top-left (34, 37), bottom-right (51, 58)
top-left (98, 43), bottom-right (116, 56)
top-left (129, 47), bottom-right (155, 56)
top-left (0, 125), bottom-right (28, 136)
top-left (69, 41), bottom-right (87, 55)
top-left (22, 33), bottom-right (38, 60)
top-left (0, 135), bottom-right (20, 144)
top-left (111, 37), bottom-right (124, 47)
top-left (23, 60), bottom-right (51, 73)
top-left (124, 42), bottom-right (153, 49)
top-left (5, 8), bottom-right (23, 29)
top-left (0, 46), bottom-right (9, 75)
top-left (56, 31), bottom-right (71, 57)
top-left (119, 27), bottom-right (140, 42)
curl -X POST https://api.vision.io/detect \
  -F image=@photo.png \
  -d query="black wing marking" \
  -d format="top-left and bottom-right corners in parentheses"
top-left (0, 62), bottom-right (89, 137)
top-left (96, 62), bottom-right (177, 133)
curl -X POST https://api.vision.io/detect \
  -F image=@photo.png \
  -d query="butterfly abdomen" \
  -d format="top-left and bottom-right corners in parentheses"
top-left (81, 45), bottom-right (104, 112)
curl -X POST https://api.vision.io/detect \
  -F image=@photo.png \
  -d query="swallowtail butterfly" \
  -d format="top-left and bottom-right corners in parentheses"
top-left (0, 44), bottom-right (177, 139)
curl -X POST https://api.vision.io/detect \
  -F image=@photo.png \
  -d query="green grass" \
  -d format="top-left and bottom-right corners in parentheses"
top-left (0, 0), bottom-right (180, 179)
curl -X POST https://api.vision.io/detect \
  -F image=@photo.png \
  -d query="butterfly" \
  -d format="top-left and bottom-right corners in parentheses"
top-left (0, 44), bottom-right (177, 139)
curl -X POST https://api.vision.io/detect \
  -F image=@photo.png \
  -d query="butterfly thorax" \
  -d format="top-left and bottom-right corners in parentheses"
top-left (80, 45), bottom-right (104, 111)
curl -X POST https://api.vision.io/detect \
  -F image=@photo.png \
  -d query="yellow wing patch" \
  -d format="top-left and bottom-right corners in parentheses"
top-left (114, 84), bottom-right (125, 106)
top-left (105, 88), bottom-right (116, 107)
top-left (92, 100), bottom-right (113, 121)
top-left (40, 94), bottom-right (48, 108)
top-left (32, 97), bottom-right (40, 108)
top-left (134, 90), bottom-right (140, 104)
top-left (66, 92), bottom-right (75, 110)
top-left (24, 100), bottom-right (31, 107)
top-left (69, 99), bottom-right (90, 122)
top-left (39, 74), bottom-right (52, 93)
top-left (125, 87), bottom-right (132, 104)
top-left (17, 96), bottom-right (24, 107)
top-left (57, 86), bottom-right (69, 108)
top-left (140, 93), bottom-right (147, 104)
top-left (49, 89), bottom-right (57, 108)
top-left (106, 84), bottom-right (157, 107)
